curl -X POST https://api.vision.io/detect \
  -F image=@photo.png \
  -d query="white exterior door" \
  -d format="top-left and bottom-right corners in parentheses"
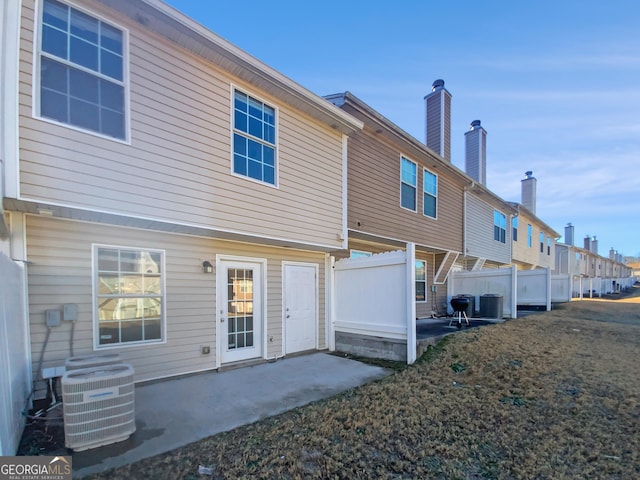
top-left (284, 263), bottom-right (317, 354)
top-left (218, 259), bottom-right (263, 364)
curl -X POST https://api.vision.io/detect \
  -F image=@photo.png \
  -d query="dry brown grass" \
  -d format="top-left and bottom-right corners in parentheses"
top-left (89, 287), bottom-right (640, 479)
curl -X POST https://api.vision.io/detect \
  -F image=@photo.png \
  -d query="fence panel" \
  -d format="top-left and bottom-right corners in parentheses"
top-left (551, 274), bottom-right (571, 303)
top-left (0, 253), bottom-right (30, 455)
top-left (517, 268), bottom-right (551, 309)
top-left (333, 247), bottom-right (416, 363)
top-left (450, 267), bottom-right (516, 318)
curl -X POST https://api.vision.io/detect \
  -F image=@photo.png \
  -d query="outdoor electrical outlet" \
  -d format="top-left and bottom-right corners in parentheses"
top-left (201, 346), bottom-right (210, 355)
top-left (269, 336), bottom-right (274, 343)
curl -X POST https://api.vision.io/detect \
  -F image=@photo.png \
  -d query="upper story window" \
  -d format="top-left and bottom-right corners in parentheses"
top-left (94, 246), bottom-right (165, 348)
top-left (547, 237), bottom-right (551, 256)
top-left (233, 90), bottom-right (276, 185)
top-left (512, 217), bottom-right (518, 242)
top-left (39, 0), bottom-right (126, 140)
top-left (493, 210), bottom-right (506, 243)
top-left (350, 250), bottom-right (372, 259)
top-left (415, 260), bottom-right (427, 302)
top-left (400, 157), bottom-right (417, 211)
top-left (423, 169), bottom-right (438, 218)
top-left (527, 224), bottom-right (533, 247)
top-left (540, 232), bottom-right (545, 253)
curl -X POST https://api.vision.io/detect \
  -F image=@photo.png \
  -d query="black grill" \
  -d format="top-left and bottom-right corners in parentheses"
top-left (450, 296), bottom-right (470, 312)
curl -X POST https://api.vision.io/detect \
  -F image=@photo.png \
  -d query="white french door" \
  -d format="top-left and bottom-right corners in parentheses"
top-left (218, 259), bottom-right (263, 364)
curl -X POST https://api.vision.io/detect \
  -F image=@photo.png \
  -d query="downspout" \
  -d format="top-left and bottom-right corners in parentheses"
top-left (340, 134), bottom-right (348, 250)
top-left (328, 256), bottom-right (336, 351)
top-left (0, 0), bottom-right (22, 238)
top-left (462, 188), bottom-right (467, 262)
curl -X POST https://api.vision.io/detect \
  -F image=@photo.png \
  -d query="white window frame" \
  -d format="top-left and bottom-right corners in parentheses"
top-left (92, 244), bottom-right (166, 349)
top-left (33, 0), bottom-right (130, 143)
top-left (231, 86), bottom-right (279, 187)
top-left (400, 156), bottom-right (417, 212)
top-left (415, 259), bottom-right (427, 303)
top-left (422, 168), bottom-right (438, 219)
top-left (493, 210), bottom-right (506, 243)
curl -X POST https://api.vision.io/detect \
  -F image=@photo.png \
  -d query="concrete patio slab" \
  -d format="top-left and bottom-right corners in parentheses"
top-left (72, 352), bottom-right (391, 478)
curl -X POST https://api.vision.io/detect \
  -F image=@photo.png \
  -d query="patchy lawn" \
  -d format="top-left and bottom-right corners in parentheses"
top-left (81, 287), bottom-right (640, 479)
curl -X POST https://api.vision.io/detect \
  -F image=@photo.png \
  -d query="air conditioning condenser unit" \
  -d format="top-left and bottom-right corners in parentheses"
top-left (62, 363), bottom-right (136, 451)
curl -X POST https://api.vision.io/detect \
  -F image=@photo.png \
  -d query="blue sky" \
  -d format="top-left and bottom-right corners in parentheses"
top-left (166, 1), bottom-right (640, 258)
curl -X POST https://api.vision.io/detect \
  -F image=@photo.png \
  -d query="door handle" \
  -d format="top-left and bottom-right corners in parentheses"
top-left (221, 317), bottom-right (225, 323)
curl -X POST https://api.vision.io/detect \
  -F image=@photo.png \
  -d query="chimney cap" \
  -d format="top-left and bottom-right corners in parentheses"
top-left (470, 120), bottom-right (481, 129)
top-left (432, 79), bottom-right (445, 91)
top-left (524, 171), bottom-right (534, 178)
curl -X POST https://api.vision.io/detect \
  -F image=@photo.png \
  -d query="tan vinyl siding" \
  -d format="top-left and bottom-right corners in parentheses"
top-left (346, 127), bottom-right (463, 251)
top-left (18, 0), bottom-right (344, 248)
top-left (511, 211), bottom-right (555, 269)
top-left (465, 194), bottom-right (511, 264)
top-left (27, 216), bottom-right (327, 396)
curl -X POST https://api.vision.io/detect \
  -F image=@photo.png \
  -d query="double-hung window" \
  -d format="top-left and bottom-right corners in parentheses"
top-left (400, 157), bottom-right (417, 211)
top-left (94, 246), bottom-right (164, 347)
top-left (512, 217), bottom-right (518, 241)
top-left (493, 210), bottom-right (506, 243)
top-left (39, 0), bottom-right (126, 139)
top-left (540, 232), bottom-right (545, 253)
top-left (415, 260), bottom-right (427, 302)
top-left (423, 169), bottom-right (437, 218)
top-left (233, 90), bottom-right (276, 185)
top-left (547, 237), bottom-right (551, 255)
top-left (527, 224), bottom-right (533, 247)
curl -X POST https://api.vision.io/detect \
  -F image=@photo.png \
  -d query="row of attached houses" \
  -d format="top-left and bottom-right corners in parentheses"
top-left (555, 226), bottom-right (633, 295)
top-left (0, 0), bottom-right (633, 454)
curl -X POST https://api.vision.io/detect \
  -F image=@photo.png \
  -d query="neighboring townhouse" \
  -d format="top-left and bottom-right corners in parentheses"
top-left (460, 120), bottom-right (516, 270)
top-left (3, 0), bottom-right (362, 400)
top-left (326, 90), bottom-right (482, 318)
top-left (461, 183), bottom-right (516, 271)
top-left (555, 225), bottom-right (634, 295)
top-left (509, 172), bottom-right (560, 270)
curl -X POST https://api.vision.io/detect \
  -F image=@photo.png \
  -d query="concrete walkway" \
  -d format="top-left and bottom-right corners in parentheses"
top-left (72, 353), bottom-right (391, 478)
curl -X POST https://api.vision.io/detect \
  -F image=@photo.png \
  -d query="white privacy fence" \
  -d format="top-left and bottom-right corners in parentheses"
top-left (551, 274), bottom-right (572, 303)
top-left (449, 266), bottom-right (518, 318)
top-left (449, 267), bottom-right (575, 318)
top-left (332, 245), bottom-right (416, 363)
top-left (0, 253), bottom-right (30, 455)
top-left (572, 276), bottom-right (637, 298)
